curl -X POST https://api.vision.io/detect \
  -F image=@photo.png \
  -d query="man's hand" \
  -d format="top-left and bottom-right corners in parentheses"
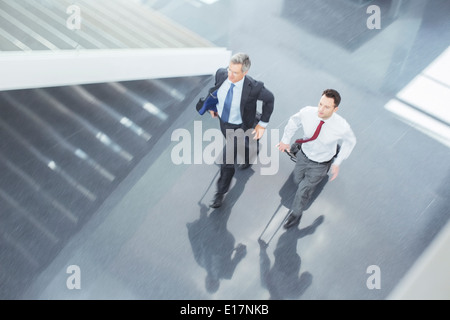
top-left (329, 164), bottom-right (340, 181)
top-left (209, 110), bottom-right (218, 118)
top-left (276, 142), bottom-right (290, 153)
top-left (252, 124), bottom-right (266, 140)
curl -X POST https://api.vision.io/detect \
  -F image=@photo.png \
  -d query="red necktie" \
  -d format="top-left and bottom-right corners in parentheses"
top-left (295, 120), bottom-right (325, 144)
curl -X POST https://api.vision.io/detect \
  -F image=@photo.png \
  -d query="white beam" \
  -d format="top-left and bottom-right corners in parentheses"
top-left (0, 47), bottom-right (231, 91)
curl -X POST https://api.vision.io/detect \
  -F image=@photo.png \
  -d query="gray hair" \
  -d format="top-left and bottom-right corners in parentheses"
top-left (230, 52), bottom-right (251, 73)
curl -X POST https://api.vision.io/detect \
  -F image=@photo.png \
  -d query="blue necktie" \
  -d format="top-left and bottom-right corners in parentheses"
top-left (221, 83), bottom-right (235, 123)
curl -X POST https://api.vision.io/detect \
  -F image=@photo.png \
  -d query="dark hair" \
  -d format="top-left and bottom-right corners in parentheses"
top-left (322, 89), bottom-right (341, 107)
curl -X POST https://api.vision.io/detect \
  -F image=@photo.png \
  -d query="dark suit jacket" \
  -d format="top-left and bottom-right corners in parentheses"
top-left (196, 68), bottom-right (274, 129)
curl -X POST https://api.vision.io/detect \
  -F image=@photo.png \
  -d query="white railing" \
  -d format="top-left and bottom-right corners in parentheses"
top-left (0, 47), bottom-right (231, 91)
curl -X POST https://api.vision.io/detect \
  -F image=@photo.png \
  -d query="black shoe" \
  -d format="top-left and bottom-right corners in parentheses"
top-left (258, 238), bottom-right (268, 250)
top-left (210, 193), bottom-right (224, 208)
top-left (238, 163), bottom-right (251, 170)
top-left (284, 213), bottom-right (302, 229)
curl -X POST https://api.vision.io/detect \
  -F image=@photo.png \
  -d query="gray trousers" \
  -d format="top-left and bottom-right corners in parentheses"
top-left (291, 149), bottom-right (332, 217)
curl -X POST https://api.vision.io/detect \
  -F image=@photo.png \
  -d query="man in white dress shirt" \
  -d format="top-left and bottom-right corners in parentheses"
top-left (277, 89), bottom-right (356, 229)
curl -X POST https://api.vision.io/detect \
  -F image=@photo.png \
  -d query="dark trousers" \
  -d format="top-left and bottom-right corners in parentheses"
top-left (291, 148), bottom-right (332, 217)
top-left (216, 120), bottom-right (256, 194)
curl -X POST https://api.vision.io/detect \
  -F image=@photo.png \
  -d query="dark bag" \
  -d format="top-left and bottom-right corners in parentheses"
top-left (284, 142), bottom-right (301, 162)
top-left (196, 90), bottom-right (218, 115)
top-left (289, 142), bottom-right (302, 157)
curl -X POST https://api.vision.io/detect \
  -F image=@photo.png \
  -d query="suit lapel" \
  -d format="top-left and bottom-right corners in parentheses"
top-left (240, 77), bottom-right (251, 115)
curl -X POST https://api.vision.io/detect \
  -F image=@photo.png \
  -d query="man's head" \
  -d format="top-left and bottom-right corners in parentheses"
top-left (228, 52), bottom-right (251, 83)
top-left (318, 89), bottom-right (341, 120)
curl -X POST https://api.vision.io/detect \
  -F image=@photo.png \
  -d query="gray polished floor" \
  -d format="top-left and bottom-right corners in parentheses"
top-left (15, 0), bottom-right (450, 300)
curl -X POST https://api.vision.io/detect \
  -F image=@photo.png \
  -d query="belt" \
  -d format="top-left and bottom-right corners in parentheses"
top-left (300, 147), bottom-right (333, 165)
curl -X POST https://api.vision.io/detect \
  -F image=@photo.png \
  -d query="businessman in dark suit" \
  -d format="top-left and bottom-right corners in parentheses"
top-left (196, 52), bottom-right (274, 208)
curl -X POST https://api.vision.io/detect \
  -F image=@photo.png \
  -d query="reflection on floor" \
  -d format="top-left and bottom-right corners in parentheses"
top-left (2, 0), bottom-right (450, 300)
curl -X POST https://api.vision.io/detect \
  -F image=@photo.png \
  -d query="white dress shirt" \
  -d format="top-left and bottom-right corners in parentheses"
top-left (216, 77), bottom-right (268, 128)
top-left (281, 106), bottom-right (356, 166)
top-left (217, 78), bottom-right (244, 125)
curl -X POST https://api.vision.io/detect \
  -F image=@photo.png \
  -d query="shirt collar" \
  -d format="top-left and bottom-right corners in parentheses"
top-left (227, 76), bottom-right (245, 88)
top-left (318, 111), bottom-right (335, 123)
